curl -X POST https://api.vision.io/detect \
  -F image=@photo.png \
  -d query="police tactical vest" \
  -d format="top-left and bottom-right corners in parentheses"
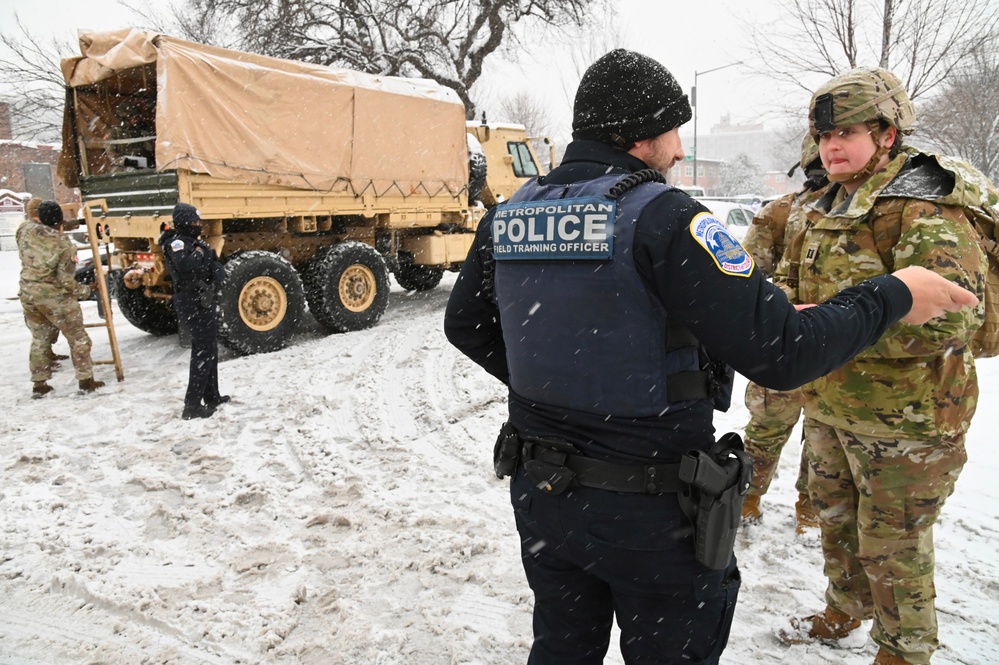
top-left (492, 173), bottom-right (705, 417)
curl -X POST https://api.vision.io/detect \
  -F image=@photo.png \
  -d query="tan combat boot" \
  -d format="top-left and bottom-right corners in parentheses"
top-left (48, 352), bottom-right (69, 361)
top-left (873, 647), bottom-right (913, 665)
top-left (795, 492), bottom-right (820, 534)
top-left (32, 381), bottom-right (54, 399)
top-left (741, 494), bottom-right (762, 523)
top-left (777, 606), bottom-right (861, 644)
top-left (79, 378), bottom-right (105, 392)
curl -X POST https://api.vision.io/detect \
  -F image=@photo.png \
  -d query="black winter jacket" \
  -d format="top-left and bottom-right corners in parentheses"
top-left (444, 140), bottom-right (912, 462)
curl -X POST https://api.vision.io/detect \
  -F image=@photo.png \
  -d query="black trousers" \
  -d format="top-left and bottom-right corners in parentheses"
top-left (174, 292), bottom-right (221, 408)
top-left (511, 465), bottom-right (740, 664)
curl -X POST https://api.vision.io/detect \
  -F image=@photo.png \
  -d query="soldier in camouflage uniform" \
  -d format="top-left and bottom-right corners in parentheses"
top-left (22, 198), bottom-right (70, 366)
top-left (773, 68), bottom-right (989, 665)
top-left (741, 138), bottom-right (827, 531)
top-left (17, 200), bottom-right (105, 397)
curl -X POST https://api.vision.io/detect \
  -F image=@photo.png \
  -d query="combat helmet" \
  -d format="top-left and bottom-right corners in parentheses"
top-left (809, 67), bottom-right (915, 138)
top-left (787, 132), bottom-right (824, 178)
top-left (800, 132), bottom-right (820, 170)
top-left (809, 67), bottom-right (914, 183)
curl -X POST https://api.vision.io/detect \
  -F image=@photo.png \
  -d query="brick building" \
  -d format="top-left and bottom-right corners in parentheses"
top-left (0, 101), bottom-right (78, 204)
top-left (672, 115), bottom-right (804, 197)
top-left (0, 101), bottom-right (80, 249)
top-left (667, 157), bottom-right (724, 195)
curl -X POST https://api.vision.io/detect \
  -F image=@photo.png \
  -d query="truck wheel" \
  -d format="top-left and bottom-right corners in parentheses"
top-left (309, 241), bottom-right (389, 333)
top-left (116, 272), bottom-right (178, 335)
top-left (218, 251), bottom-right (305, 355)
top-left (393, 252), bottom-right (444, 291)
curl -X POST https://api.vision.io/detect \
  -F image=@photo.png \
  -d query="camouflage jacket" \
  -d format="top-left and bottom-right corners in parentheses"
top-left (773, 149), bottom-right (987, 439)
top-left (742, 194), bottom-right (793, 277)
top-left (17, 219), bottom-right (91, 302)
top-left (744, 183), bottom-right (829, 290)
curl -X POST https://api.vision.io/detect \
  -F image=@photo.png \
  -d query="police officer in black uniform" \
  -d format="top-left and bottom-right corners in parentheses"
top-left (160, 203), bottom-right (229, 420)
top-left (443, 50), bottom-right (977, 665)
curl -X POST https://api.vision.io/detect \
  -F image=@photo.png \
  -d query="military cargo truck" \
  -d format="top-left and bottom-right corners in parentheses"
top-left (58, 29), bottom-right (546, 354)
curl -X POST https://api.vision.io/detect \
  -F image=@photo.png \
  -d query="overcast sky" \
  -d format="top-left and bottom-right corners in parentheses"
top-left (476, 0), bottom-right (802, 141)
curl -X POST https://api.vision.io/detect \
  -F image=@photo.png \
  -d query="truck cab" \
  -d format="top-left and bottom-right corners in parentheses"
top-left (466, 122), bottom-right (550, 207)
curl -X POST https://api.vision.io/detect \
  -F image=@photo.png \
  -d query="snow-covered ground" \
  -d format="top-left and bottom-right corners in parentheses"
top-left (0, 253), bottom-right (996, 665)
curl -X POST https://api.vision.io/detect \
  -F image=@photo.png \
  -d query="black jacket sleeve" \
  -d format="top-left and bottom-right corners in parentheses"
top-left (444, 212), bottom-right (510, 385)
top-left (162, 234), bottom-right (223, 286)
top-left (635, 191), bottom-right (912, 391)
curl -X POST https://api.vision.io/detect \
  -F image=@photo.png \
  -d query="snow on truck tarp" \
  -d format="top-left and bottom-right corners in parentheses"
top-left (58, 29), bottom-right (468, 196)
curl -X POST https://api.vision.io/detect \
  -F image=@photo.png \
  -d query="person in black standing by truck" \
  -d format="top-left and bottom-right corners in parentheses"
top-left (160, 203), bottom-right (229, 420)
top-left (443, 49), bottom-right (979, 665)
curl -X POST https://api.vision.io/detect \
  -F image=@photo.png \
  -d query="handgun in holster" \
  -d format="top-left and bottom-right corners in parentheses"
top-left (678, 432), bottom-right (752, 570)
top-left (493, 421), bottom-right (520, 479)
top-left (196, 279), bottom-right (216, 309)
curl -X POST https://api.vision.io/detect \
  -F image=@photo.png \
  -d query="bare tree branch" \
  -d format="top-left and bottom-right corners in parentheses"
top-left (917, 36), bottom-right (999, 183)
top-left (0, 17), bottom-right (76, 142)
top-left (718, 153), bottom-right (765, 196)
top-left (165, 0), bottom-right (597, 117)
top-left (748, 0), bottom-right (999, 101)
top-left (498, 89), bottom-right (559, 169)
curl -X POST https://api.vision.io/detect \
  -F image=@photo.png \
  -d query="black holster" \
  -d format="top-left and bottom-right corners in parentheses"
top-left (197, 280), bottom-right (216, 309)
top-left (677, 432), bottom-right (752, 570)
top-left (493, 422), bottom-right (521, 479)
top-left (521, 438), bottom-right (579, 495)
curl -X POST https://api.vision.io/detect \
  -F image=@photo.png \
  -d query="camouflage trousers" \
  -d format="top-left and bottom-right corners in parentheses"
top-left (743, 381), bottom-right (807, 496)
top-left (20, 295), bottom-right (95, 382)
top-left (805, 421), bottom-right (966, 664)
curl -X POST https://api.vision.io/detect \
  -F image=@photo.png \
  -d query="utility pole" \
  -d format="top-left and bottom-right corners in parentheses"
top-left (692, 61), bottom-right (743, 187)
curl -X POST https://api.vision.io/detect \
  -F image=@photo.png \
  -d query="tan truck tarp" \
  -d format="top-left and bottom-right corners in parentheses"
top-left (58, 29), bottom-right (468, 196)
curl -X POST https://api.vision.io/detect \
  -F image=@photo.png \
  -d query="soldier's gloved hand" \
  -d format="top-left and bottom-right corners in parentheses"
top-left (892, 266), bottom-right (979, 325)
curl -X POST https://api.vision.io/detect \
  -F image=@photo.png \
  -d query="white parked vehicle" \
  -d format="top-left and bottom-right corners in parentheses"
top-left (694, 198), bottom-right (756, 241)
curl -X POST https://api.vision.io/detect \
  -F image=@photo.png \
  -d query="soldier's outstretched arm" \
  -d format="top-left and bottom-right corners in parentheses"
top-left (891, 265), bottom-right (979, 325)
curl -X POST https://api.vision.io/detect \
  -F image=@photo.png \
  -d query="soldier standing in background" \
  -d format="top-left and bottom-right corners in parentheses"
top-left (775, 68), bottom-right (990, 665)
top-left (159, 203), bottom-right (229, 420)
top-left (17, 200), bottom-right (104, 397)
top-left (22, 197), bottom-right (69, 366)
top-left (740, 138), bottom-right (827, 532)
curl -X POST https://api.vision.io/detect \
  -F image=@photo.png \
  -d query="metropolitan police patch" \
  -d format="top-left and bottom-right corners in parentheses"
top-left (492, 197), bottom-right (615, 260)
top-left (689, 212), bottom-right (754, 277)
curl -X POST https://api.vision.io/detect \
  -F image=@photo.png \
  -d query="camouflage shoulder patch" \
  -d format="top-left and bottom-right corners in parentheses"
top-left (689, 212), bottom-right (754, 277)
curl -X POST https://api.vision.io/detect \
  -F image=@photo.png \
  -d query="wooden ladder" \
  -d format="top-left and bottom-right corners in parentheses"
top-left (79, 199), bottom-right (125, 382)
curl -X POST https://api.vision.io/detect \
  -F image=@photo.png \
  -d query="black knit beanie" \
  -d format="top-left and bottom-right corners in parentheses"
top-left (172, 203), bottom-right (201, 227)
top-left (37, 200), bottom-right (64, 227)
top-left (572, 49), bottom-right (691, 147)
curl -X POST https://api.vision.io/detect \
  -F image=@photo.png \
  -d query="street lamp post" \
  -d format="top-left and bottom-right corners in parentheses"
top-left (692, 61), bottom-right (743, 188)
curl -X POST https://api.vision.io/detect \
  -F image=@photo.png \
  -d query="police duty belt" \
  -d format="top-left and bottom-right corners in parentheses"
top-left (520, 438), bottom-right (683, 495)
